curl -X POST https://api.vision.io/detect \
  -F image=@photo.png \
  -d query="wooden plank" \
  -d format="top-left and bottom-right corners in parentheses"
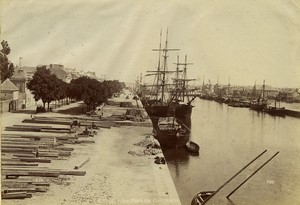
top-left (13, 124), bottom-right (53, 128)
top-left (54, 147), bottom-right (74, 151)
top-left (37, 152), bottom-right (59, 158)
top-left (1, 192), bottom-right (30, 199)
top-left (75, 140), bottom-right (95, 144)
top-left (17, 158), bottom-right (51, 163)
top-left (1, 148), bottom-right (36, 154)
top-left (1, 145), bottom-right (39, 150)
top-left (58, 151), bottom-right (71, 156)
top-left (5, 127), bottom-right (41, 132)
top-left (1, 162), bottom-right (39, 166)
top-left (59, 170), bottom-right (86, 176)
top-left (3, 170), bottom-right (60, 177)
top-left (13, 154), bottom-right (37, 158)
top-left (74, 157), bottom-right (90, 170)
top-left (1, 180), bottom-right (50, 187)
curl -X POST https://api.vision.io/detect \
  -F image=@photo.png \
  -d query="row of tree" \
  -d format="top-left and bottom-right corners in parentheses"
top-left (27, 66), bottom-right (125, 111)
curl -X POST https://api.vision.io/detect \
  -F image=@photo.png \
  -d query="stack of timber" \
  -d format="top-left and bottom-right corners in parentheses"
top-left (5, 124), bottom-right (74, 133)
top-left (22, 116), bottom-right (115, 128)
top-left (1, 129), bottom-right (92, 199)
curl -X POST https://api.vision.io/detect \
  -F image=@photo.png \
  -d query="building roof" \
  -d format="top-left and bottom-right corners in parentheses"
top-left (49, 64), bottom-right (68, 81)
top-left (21, 66), bottom-right (37, 73)
top-left (0, 78), bottom-right (19, 91)
top-left (11, 70), bottom-right (27, 81)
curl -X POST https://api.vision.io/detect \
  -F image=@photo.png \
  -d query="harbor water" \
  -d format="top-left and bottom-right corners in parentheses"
top-left (163, 98), bottom-right (300, 205)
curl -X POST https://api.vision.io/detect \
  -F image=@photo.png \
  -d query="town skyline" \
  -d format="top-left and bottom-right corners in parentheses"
top-left (1, 0), bottom-right (300, 88)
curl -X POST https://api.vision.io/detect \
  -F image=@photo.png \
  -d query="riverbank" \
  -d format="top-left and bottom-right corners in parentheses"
top-left (1, 99), bottom-right (181, 205)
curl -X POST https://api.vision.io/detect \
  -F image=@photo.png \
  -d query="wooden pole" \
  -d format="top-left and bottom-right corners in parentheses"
top-left (74, 157), bottom-right (90, 170)
top-left (226, 151), bottom-right (279, 199)
top-left (202, 149), bottom-right (267, 205)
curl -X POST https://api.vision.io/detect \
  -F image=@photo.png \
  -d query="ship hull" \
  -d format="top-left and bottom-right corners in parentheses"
top-left (249, 104), bottom-right (267, 111)
top-left (152, 117), bottom-right (191, 148)
top-left (153, 128), bottom-right (190, 148)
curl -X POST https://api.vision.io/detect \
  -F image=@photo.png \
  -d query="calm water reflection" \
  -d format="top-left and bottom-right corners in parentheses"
top-left (164, 99), bottom-right (300, 205)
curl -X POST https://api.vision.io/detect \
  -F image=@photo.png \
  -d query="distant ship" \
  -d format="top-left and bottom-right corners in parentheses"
top-left (250, 80), bottom-right (268, 111)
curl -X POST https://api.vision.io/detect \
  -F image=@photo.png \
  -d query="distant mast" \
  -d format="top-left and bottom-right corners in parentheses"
top-left (262, 80), bottom-right (266, 99)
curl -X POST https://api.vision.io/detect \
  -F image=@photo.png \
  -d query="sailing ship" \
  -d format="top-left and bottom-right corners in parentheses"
top-left (250, 80), bottom-right (268, 111)
top-left (142, 30), bottom-right (196, 147)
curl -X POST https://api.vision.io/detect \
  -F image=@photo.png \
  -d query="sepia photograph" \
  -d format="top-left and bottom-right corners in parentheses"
top-left (1, 0), bottom-right (300, 204)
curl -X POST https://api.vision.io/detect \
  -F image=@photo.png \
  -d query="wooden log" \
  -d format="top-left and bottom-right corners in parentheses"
top-left (1, 158), bottom-right (21, 162)
top-left (2, 141), bottom-right (43, 145)
top-left (31, 182), bottom-right (50, 187)
top-left (58, 151), bottom-right (71, 156)
top-left (1, 148), bottom-right (36, 154)
top-left (13, 124), bottom-right (53, 128)
top-left (1, 192), bottom-right (29, 199)
top-left (59, 170), bottom-right (86, 176)
top-left (12, 153), bottom-right (37, 158)
top-left (40, 129), bottom-right (72, 133)
top-left (5, 175), bottom-right (19, 179)
top-left (1, 180), bottom-right (50, 187)
top-left (1, 145), bottom-right (39, 150)
top-left (77, 135), bottom-right (91, 138)
top-left (54, 147), bottom-right (74, 151)
top-left (2, 183), bottom-right (31, 188)
top-left (56, 136), bottom-right (78, 140)
top-left (5, 127), bottom-right (41, 132)
top-left (75, 140), bottom-right (95, 144)
top-left (17, 158), bottom-right (51, 163)
top-left (37, 152), bottom-right (59, 158)
top-left (2, 186), bottom-right (47, 193)
top-left (1, 162), bottom-right (39, 166)
top-left (3, 170), bottom-right (60, 177)
top-left (74, 157), bottom-right (90, 170)
top-left (3, 187), bottom-right (38, 193)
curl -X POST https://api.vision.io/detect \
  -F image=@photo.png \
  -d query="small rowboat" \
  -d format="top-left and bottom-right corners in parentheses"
top-left (185, 141), bottom-right (199, 153)
top-left (191, 191), bottom-right (214, 205)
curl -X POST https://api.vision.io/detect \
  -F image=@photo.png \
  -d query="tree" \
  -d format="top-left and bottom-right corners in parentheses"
top-left (27, 66), bottom-right (60, 110)
top-left (0, 40), bottom-right (14, 82)
top-left (67, 77), bottom-right (125, 110)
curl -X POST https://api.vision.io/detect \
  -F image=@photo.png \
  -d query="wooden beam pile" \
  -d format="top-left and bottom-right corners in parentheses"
top-left (5, 124), bottom-right (74, 133)
top-left (1, 130), bottom-right (93, 199)
top-left (22, 116), bottom-right (115, 128)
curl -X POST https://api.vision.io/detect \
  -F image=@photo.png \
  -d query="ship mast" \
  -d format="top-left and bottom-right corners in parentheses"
top-left (155, 30), bottom-right (162, 100)
top-left (152, 29), bottom-right (179, 103)
top-left (176, 55), bottom-right (193, 102)
top-left (262, 80), bottom-right (266, 99)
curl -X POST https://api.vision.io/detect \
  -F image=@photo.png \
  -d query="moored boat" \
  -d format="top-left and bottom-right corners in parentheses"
top-left (185, 140), bottom-right (199, 153)
top-left (153, 117), bottom-right (190, 148)
top-left (191, 191), bottom-right (214, 205)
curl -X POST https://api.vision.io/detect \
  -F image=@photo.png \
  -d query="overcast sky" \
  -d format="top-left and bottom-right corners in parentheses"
top-left (1, 0), bottom-right (300, 87)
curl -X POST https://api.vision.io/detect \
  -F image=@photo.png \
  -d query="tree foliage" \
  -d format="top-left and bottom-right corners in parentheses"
top-left (27, 67), bottom-right (125, 111)
top-left (0, 40), bottom-right (14, 82)
top-left (68, 77), bottom-right (125, 110)
top-left (27, 66), bottom-right (64, 110)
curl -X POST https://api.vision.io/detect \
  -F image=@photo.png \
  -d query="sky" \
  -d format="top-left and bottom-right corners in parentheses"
top-left (1, 0), bottom-right (300, 87)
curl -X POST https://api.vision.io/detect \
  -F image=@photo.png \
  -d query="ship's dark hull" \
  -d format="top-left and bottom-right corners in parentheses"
top-left (175, 104), bottom-right (193, 119)
top-left (265, 107), bottom-right (286, 117)
top-left (153, 127), bottom-right (190, 148)
top-left (145, 103), bottom-right (193, 120)
top-left (249, 103), bottom-right (267, 111)
top-left (153, 117), bottom-right (191, 148)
